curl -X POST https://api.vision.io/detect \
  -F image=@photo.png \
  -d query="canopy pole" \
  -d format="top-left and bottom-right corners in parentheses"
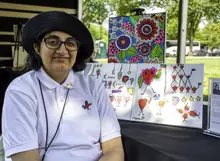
top-left (177, 0), bottom-right (188, 64)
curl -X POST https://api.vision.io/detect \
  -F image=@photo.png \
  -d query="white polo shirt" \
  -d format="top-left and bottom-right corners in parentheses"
top-left (2, 67), bottom-right (121, 161)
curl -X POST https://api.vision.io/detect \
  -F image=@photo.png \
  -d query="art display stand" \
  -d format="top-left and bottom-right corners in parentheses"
top-left (203, 78), bottom-right (220, 138)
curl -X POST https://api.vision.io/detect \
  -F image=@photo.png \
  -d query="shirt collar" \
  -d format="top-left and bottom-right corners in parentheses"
top-left (36, 67), bottom-right (75, 89)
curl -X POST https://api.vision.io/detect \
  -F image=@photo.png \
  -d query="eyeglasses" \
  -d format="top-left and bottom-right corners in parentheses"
top-left (43, 37), bottom-right (80, 51)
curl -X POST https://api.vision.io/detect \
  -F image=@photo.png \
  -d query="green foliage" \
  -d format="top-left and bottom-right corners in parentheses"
top-left (82, 0), bottom-right (220, 52)
top-left (197, 22), bottom-right (220, 49)
top-left (165, 0), bottom-right (220, 53)
top-left (150, 44), bottom-right (163, 59)
top-left (166, 18), bottom-right (178, 40)
top-left (155, 69), bottom-right (161, 79)
top-left (88, 24), bottom-right (108, 43)
top-left (138, 75), bottom-right (143, 88)
top-left (82, 0), bottom-right (109, 26)
top-left (117, 50), bottom-right (126, 61)
top-left (108, 0), bottom-right (151, 16)
top-left (127, 46), bottom-right (137, 56)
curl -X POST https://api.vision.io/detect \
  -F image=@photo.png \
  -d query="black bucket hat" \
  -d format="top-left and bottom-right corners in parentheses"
top-left (22, 11), bottom-right (94, 60)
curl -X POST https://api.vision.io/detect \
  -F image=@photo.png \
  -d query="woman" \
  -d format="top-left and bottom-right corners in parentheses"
top-left (2, 11), bottom-right (124, 161)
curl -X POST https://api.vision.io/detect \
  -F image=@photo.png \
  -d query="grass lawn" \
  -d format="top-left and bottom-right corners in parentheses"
top-left (95, 57), bottom-right (220, 102)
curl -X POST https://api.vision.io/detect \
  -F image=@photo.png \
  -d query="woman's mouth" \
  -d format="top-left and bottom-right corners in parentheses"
top-left (53, 57), bottom-right (69, 59)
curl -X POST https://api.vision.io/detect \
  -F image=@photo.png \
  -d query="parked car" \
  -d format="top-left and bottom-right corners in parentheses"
top-left (212, 49), bottom-right (220, 56)
top-left (166, 49), bottom-right (177, 57)
top-left (207, 49), bottom-right (220, 56)
top-left (192, 50), bottom-right (207, 56)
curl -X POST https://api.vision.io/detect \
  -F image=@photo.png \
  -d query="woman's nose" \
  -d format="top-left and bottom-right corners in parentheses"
top-left (56, 43), bottom-right (68, 53)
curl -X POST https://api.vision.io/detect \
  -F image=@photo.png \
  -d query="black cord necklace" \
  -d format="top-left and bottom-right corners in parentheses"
top-left (38, 79), bottom-right (70, 161)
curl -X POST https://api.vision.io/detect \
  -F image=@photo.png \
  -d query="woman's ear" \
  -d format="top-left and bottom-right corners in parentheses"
top-left (33, 43), bottom-right (40, 55)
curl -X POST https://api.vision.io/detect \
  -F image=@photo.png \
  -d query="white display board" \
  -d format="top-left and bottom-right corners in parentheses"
top-left (84, 63), bottom-right (204, 128)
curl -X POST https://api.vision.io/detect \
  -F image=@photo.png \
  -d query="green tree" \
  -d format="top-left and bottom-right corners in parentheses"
top-left (88, 24), bottom-right (108, 43)
top-left (166, 17), bottom-right (178, 40)
top-left (197, 22), bottom-right (220, 50)
top-left (108, 0), bottom-right (151, 16)
top-left (82, 0), bottom-right (109, 39)
top-left (166, 0), bottom-right (220, 55)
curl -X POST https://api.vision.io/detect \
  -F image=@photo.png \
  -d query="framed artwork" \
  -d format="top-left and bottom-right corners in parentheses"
top-left (203, 78), bottom-right (220, 138)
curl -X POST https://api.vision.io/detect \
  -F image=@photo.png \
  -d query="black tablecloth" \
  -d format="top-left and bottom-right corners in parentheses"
top-left (119, 120), bottom-right (220, 161)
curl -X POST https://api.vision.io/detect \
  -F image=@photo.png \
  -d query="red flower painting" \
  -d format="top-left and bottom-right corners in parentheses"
top-left (136, 18), bottom-right (159, 40)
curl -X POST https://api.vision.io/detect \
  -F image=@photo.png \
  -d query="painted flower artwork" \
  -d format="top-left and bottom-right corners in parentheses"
top-left (136, 18), bottom-right (159, 40)
top-left (108, 13), bottom-right (166, 63)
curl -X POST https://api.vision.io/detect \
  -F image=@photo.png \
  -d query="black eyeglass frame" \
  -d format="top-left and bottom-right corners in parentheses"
top-left (43, 37), bottom-right (80, 51)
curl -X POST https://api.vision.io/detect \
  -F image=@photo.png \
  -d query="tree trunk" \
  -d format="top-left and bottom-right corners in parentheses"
top-left (188, 23), bottom-right (194, 56)
top-left (100, 23), bottom-right (103, 39)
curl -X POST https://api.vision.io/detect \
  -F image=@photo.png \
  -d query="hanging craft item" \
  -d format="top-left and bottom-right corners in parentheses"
top-left (112, 63), bottom-right (116, 75)
top-left (127, 63), bottom-right (132, 74)
top-left (117, 64), bottom-right (123, 80)
top-left (108, 12), bottom-right (166, 63)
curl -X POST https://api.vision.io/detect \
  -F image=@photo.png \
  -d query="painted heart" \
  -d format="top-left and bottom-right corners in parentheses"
top-left (171, 85), bottom-right (178, 92)
top-left (138, 99), bottom-right (147, 111)
top-left (179, 86), bottom-right (184, 92)
top-left (172, 96), bottom-right (179, 106)
top-left (186, 87), bottom-right (190, 92)
top-left (172, 75), bottom-right (176, 80)
top-left (179, 74), bottom-right (183, 79)
top-left (122, 75), bottom-right (129, 83)
top-left (172, 66), bottom-right (177, 70)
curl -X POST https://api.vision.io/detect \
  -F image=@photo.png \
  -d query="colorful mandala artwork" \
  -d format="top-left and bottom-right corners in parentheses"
top-left (108, 12), bottom-right (166, 63)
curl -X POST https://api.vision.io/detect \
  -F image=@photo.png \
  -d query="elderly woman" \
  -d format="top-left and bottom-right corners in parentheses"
top-left (2, 11), bottom-right (124, 161)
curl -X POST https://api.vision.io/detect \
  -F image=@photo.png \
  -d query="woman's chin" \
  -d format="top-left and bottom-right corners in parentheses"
top-left (52, 64), bottom-right (71, 71)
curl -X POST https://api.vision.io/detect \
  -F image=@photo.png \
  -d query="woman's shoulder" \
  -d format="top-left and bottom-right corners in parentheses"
top-left (7, 70), bottom-right (37, 92)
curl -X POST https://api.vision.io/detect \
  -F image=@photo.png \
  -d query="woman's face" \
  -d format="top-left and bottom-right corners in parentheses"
top-left (35, 31), bottom-right (78, 73)
top-left (214, 85), bottom-right (219, 90)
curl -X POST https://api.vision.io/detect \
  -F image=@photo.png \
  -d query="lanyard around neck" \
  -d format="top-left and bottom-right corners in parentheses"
top-left (37, 78), bottom-right (70, 161)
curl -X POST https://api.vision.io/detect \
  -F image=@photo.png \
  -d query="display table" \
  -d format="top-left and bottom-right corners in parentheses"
top-left (119, 120), bottom-right (220, 161)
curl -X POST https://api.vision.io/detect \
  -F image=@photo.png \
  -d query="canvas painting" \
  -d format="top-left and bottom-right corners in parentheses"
top-left (108, 12), bottom-right (166, 63)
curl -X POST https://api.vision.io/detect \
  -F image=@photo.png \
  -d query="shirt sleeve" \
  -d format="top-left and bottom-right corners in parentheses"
top-left (2, 89), bottom-right (38, 158)
top-left (93, 79), bottom-right (121, 143)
